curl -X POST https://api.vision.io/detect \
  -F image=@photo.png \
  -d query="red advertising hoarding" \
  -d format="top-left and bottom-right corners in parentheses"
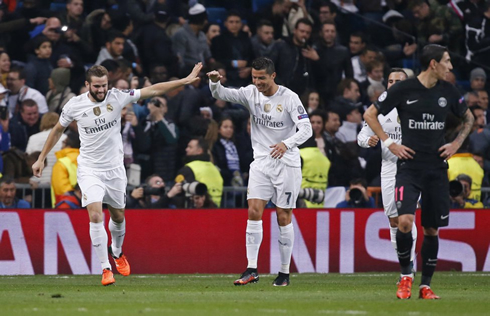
top-left (1, 208), bottom-right (489, 275)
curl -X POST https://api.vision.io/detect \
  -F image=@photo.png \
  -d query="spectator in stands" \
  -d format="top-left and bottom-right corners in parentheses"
top-left (80, 9), bottom-right (114, 56)
top-left (284, 0), bottom-right (314, 38)
top-left (352, 46), bottom-right (378, 83)
top-left (335, 178), bottom-right (375, 208)
top-left (0, 88), bottom-right (9, 175)
top-left (127, 174), bottom-right (182, 209)
top-left (301, 90), bottom-right (322, 113)
top-left (299, 134), bottom-right (330, 208)
top-left (175, 137), bottom-right (223, 207)
top-left (204, 22), bottom-right (220, 48)
top-left (6, 66), bottom-right (48, 115)
top-left (465, 3), bottom-right (490, 71)
top-left (336, 103), bottom-right (363, 143)
top-left (2, 149), bottom-right (39, 183)
top-left (95, 31), bottom-right (125, 65)
top-left (59, 0), bottom-right (84, 33)
top-left (465, 91), bottom-right (480, 107)
top-left (55, 183), bottom-right (82, 209)
top-left (111, 11), bottom-right (142, 75)
top-left (24, 35), bottom-right (53, 96)
top-left (212, 117), bottom-right (244, 187)
top-left (276, 18), bottom-right (314, 96)
top-left (330, 78), bottom-right (361, 115)
top-left (448, 0), bottom-right (486, 24)
top-left (191, 192), bottom-right (217, 208)
top-left (448, 144), bottom-right (484, 203)
top-left (309, 110), bottom-right (328, 156)
top-left (9, 99), bottom-right (42, 151)
top-left (136, 7), bottom-right (178, 76)
top-left (410, 0), bottom-right (463, 54)
top-left (349, 32), bottom-right (367, 58)
top-left (51, 131), bottom-right (80, 207)
top-left (477, 90), bottom-right (489, 124)
top-left (366, 82), bottom-right (386, 106)
top-left (0, 176), bottom-right (30, 208)
top-left (100, 59), bottom-right (123, 88)
top-left (450, 174), bottom-right (484, 209)
top-left (0, 51), bottom-right (11, 87)
top-left (251, 19), bottom-right (279, 64)
top-left (46, 68), bottom-right (76, 113)
top-left (309, 22), bottom-right (353, 104)
top-left (211, 10), bottom-right (255, 88)
top-left (149, 64), bottom-right (169, 84)
top-left (469, 67), bottom-right (486, 92)
top-left (254, 0), bottom-right (292, 40)
top-left (172, 3), bottom-right (212, 72)
top-left (359, 60), bottom-right (385, 105)
top-left (25, 112), bottom-right (66, 185)
top-left (132, 97), bottom-right (179, 182)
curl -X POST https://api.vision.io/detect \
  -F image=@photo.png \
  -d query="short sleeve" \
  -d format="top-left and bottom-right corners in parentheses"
top-left (449, 85), bottom-right (468, 118)
top-left (289, 94), bottom-right (309, 124)
top-left (113, 88), bottom-right (141, 107)
top-left (59, 103), bottom-right (74, 127)
top-left (374, 82), bottom-right (404, 116)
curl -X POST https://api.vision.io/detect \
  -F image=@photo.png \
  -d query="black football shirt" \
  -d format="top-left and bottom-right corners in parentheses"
top-left (374, 78), bottom-right (467, 169)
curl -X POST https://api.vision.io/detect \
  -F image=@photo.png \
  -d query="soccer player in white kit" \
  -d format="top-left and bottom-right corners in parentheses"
top-left (32, 63), bottom-right (202, 286)
top-left (357, 68), bottom-right (418, 280)
top-left (207, 57), bottom-right (312, 286)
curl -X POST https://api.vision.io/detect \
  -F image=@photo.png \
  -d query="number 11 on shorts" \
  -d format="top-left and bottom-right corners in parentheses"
top-left (395, 186), bottom-right (404, 201)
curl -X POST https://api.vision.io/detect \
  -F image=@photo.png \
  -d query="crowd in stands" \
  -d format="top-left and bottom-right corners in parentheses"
top-left (1, 0), bottom-right (490, 209)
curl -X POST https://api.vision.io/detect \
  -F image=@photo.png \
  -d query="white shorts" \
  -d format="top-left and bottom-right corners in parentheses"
top-left (78, 165), bottom-right (127, 209)
top-left (381, 177), bottom-right (397, 218)
top-left (247, 156), bottom-right (302, 209)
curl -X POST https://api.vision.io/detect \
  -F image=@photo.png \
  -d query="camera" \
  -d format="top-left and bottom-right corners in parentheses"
top-left (349, 188), bottom-right (364, 206)
top-left (182, 181), bottom-right (207, 196)
top-left (140, 184), bottom-right (165, 196)
top-left (449, 180), bottom-right (464, 198)
top-left (298, 188), bottom-right (325, 204)
top-left (0, 106), bottom-right (7, 120)
top-left (53, 25), bottom-right (69, 34)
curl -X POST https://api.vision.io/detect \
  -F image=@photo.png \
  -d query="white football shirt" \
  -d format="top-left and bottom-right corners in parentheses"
top-left (210, 81), bottom-right (312, 167)
top-left (59, 88), bottom-right (141, 170)
top-left (357, 108), bottom-right (401, 178)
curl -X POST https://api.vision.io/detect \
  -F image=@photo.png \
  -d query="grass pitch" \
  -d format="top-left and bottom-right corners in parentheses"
top-left (0, 272), bottom-right (489, 315)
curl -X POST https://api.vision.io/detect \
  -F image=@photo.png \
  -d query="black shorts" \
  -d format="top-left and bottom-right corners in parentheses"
top-left (395, 164), bottom-right (449, 228)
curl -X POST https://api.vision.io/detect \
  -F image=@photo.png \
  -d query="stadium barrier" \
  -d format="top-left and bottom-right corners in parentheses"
top-left (1, 208), bottom-right (489, 275)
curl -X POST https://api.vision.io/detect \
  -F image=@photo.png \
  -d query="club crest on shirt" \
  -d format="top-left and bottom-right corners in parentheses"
top-left (277, 104), bottom-right (283, 112)
top-left (397, 116), bottom-right (401, 124)
top-left (378, 91), bottom-right (387, 102)
top-left (107, 104), bottom-right (113, 112)
top-left (93, 106), bottom-right (101, 116)
top-left (264, 104), bottom-right (271, 113)
top-left (438, 97), bottom-right (447, 107)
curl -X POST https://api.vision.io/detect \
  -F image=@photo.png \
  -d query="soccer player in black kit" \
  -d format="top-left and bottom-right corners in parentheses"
top-left (364, 44), bottom-right (474, 300)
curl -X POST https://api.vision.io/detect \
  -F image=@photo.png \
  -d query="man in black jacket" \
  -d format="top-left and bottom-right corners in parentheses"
top-left (127, 174), bottom-right (182, 209)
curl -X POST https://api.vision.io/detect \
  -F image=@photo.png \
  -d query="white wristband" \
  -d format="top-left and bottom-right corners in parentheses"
top-left (383, 138), bottom-right (394, 148)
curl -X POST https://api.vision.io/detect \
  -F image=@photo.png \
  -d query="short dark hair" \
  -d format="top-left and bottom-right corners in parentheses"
top-left (337, 78), bottom-right (358, 96)
top-left (420, 44), bottom-right (448, 70)
top-left (365, 60), bottom-right (383, 73)
top-left (21, 99), bottom-right (38, 111)
top-left (295, 18), bottom-right (313, 30)
top-left (325, 110), bottom-right (339, 122)
top-left (100, 59), bottom-right (119, 73)
top-left (350, 178), bottom-right (367, 188)
top-left (226, 10), bottom-right (241, 20)
top-left (389, 67), bottom-right (408, 77)
top-left (0, 175), bottom-right (15, 187)
top-left (321, 21), bottom-right (336, 30)
top-left (9, 66), bottom-right (26, 80)
top-left (191, 137), bottom-right (209, 153)
top-left (361, 45), bottom-right (378, 56)
top-left (33, 35), bottom-right (51, 50)
top-left (256, 19), bottom-right (273, 30)
top-left (86, 65), bottom-right (109, 82)
top-left (252, 57), bottom-right (275, 74)
top-left (65, 131), bottom-right (81, 149)
top-left (319, 1), bottom-right (338, 14)
top-left (350, 31), bottom-right (366, 43)
top-left (106, 30), bottom-right (125, 44)
top-left (310, 109), bottom-right (326, 124)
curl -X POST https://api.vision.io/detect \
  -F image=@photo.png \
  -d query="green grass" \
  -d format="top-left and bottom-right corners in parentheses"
top-left (0, 272), bottom-right (489, 315)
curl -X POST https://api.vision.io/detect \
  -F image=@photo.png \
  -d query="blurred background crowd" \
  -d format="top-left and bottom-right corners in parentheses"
top-left (0, 0), bottom-right (489, 210)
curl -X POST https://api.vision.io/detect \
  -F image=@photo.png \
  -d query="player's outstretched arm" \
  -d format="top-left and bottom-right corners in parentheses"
top-left (32, 122), bottom-right (66, 177)
top-left (439, 108), bottom-right (474, 159)
top-left (206, 70), bottom-right (249, 107)
top-left (139, 62), bottom-right (202, 100)
top-left (364, 104), bottom-right (414, 159)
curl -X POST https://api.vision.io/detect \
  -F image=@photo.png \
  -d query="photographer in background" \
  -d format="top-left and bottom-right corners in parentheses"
top-left (191, 192), bottom-right (217, 208)
top-left (127, 174), bottom-right (182, 209)
top-left (449, 174), bottom-right (484, 209)
top-left (336, 178), bottom-right (375, 208)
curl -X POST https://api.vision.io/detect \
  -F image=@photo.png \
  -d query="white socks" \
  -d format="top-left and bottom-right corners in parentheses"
top-left (109, 218), bottom-right (126, 258)
top-left (246, 220), bottom-right (263, 269)
top-left (278, 223), bottom-right (294, 274)
top-left (89, 222), bottom-right (110, 270)
top-left (390, 221), bottom-right (418, 262)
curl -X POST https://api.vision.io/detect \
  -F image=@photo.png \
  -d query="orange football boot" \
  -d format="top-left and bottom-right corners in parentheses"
top-left (109, 246), bottom-right (131, 276)
top-left (101, 268), bottom-right (115, 286)
top-left (396, 276), bottom-right (413, 299)
top-left (419, 286), bottom-right (440, 299)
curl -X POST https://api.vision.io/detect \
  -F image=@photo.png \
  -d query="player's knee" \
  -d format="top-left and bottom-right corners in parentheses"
top-left (423, 227), bottom-right (438, 236)
top-left (398, 218), bottom-right (413, 233)
top-left (89, 212), bottom-right (103, 223)
top-left (247, 207), bottom-right (262, 220)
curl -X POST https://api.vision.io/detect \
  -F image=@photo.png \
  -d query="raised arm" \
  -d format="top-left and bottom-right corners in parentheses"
top-left (206, 70), bottom-right (249, 106)
top-left (32, 122), bottom-right (67, 177)
top-left (139, 62), bottom-right (202, 100)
